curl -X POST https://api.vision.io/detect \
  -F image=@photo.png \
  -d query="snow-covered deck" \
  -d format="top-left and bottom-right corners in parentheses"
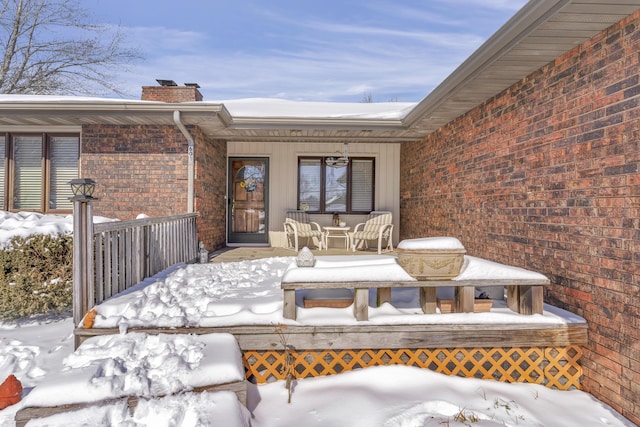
top-left (72, 252), bottom-right (587, 390)
top-left (76, 254), bottom-right (586, 350)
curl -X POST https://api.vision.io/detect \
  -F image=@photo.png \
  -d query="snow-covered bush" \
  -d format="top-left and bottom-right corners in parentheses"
top-left (0, 234), bottom-right (73, 319)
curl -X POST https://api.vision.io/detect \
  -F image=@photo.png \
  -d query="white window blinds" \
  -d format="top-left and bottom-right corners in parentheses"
top-left (49, 136), bottom-right (79, 210)
top-left (13, 136), bottom-right (43, 210)
top-left (351, 159), bottom-right (374, 212)
top-left (0, 136), bottom-right (5, 208)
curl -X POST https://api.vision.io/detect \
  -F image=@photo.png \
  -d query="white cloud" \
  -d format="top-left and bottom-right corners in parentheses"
top-left (101, 2), bottom-right (524, 102)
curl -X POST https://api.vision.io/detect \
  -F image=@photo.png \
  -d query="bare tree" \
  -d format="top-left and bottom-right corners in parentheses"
top-left (0, 0), bottom-right (139, 95)
top-left (361, 92), bottom-right (373, 103)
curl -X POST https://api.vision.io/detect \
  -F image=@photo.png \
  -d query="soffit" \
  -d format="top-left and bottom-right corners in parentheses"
top-left (403, 0), bottom-right (640, 133)
top-left (0, 101), bottom-right (231, 135)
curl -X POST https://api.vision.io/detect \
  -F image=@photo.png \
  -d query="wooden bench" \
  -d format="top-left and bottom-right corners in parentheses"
top-left (282, 278), bottom-right (549, 321)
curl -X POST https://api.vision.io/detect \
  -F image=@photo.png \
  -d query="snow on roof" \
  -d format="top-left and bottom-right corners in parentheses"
top-left (215, 98), bottom-right (416, 120)
top-left (0, 94), bottom-right (416, 120)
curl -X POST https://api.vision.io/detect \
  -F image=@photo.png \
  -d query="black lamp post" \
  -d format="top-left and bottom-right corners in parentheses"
top-left (69, 178), bottom-right (97, 342)
top-left (69, 178), bottom-right (97, 200)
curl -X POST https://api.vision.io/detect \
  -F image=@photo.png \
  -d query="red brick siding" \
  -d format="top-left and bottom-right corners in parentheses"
top-left (81, 125), bottom-right (189, 219)
top-left (141, 86), bottom-right (203, 102)
top-left (400, 11), bottom-right (640, 424)
top-left (80, 124), bottom-right (227, 254)
top-left (193, 127), bottom-right (227, 251)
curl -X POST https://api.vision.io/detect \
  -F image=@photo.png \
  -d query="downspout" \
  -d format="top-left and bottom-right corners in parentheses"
top-left (173, 110), bottom-right (195, 213)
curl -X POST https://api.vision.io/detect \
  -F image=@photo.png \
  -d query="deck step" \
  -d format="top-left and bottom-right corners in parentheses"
top-left (15, 333), bottom-right (247, 427)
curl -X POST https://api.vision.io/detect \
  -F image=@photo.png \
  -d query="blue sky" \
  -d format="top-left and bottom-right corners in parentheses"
top-left (87, 0), bottom-right (528, 102)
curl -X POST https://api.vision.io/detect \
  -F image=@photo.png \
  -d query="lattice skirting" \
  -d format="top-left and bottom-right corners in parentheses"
top-left (243, 346), bottom-right (582, 390)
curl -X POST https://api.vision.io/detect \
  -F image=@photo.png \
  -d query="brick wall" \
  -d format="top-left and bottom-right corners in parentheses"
top-left (81, 124), bottom-right (189, 219)
top-left (400, 11), bottom-right (640, 424)
top-left (81, 124), bottom-right (227, 254)
top-left (141, 85), bottom-right (203, 102)
top-left (192, 127), bottom-right (227, 251)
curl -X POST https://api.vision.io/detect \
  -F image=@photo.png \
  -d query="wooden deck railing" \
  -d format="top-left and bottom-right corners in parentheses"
top-left (92, 213), bottom-right (199, 306)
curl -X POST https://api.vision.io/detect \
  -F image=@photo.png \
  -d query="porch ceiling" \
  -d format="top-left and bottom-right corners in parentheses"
top-left (0, 0), bottom-right (637, 143)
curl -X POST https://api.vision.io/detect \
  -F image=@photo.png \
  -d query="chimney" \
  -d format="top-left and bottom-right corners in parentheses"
top-left (141, 79), bottom-right (203, 102)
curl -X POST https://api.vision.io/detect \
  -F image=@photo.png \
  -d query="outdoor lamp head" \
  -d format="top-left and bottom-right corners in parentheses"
top-left (69, 178), bottom-right (96, 200)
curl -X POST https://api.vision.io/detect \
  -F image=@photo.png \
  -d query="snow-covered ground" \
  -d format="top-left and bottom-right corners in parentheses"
top-left (0, 212), bottom-right (634, 426)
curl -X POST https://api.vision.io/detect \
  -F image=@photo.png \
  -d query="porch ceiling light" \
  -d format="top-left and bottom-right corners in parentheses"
top-left (325, 142), bottom-right (349, 168)
top-left (69, 178), bottom-right (96, 200)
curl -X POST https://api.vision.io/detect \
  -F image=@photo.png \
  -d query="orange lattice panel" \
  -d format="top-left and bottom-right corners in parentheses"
top-left (243, 346), bottom-right (582, 390)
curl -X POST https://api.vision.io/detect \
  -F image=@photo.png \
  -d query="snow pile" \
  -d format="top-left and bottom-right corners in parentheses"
top-left (63, 333), bottom-right (205, 397)
top-left (0, 211), bottom-right (117, 248)
top-left (397, 236), bottom-right (466, 250)
top-left (455, 256), bottom-right (547, 281)
top-left (25, 391), bottom-right (250, 427)
top-left (0, 339), bottom-right (45, 385)
top-left (0, 211), bottom-right (72, 248)
top-left (94, 258), bottom-right (292, 329)
top-left (251, 365), bottom-right (633, 427)
top-left (282, 254), bottom-right (415, 283)
top-left (21, 332), bottom-right (245, 408)
top-left (218, 97), bottom-right (416, 119)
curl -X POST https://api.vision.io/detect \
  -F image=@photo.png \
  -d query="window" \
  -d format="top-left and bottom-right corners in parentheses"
top-left (1, 133), bottom-right (79, 212)
top-left (0, 136), bottom-right (4, 208)
top-left (298, 157), bottom-right (374, 214)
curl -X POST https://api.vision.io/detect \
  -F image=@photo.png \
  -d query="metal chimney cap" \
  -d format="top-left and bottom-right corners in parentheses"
top-left (156, 79), bottom-right (177, 86)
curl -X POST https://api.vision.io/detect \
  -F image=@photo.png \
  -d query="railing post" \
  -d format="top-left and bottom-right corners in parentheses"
top-left (69, 179), bottom-right (97, 339)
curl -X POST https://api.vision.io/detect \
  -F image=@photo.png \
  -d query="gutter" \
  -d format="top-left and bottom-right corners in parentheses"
top-left (173, 110), bottom-right (195, 213)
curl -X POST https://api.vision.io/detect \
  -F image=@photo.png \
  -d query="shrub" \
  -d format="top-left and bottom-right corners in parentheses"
top-left (0, 234), bottom-right (73, 320)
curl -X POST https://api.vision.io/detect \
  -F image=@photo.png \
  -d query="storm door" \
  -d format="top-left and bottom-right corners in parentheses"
top-left (228, 158), bottom-right (269, 244)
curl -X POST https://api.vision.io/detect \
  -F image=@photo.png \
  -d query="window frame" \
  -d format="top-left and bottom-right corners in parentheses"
top-left (2, 132), bottom-right (79, 213)
top-left (297, 156), bottom-right (375, 215)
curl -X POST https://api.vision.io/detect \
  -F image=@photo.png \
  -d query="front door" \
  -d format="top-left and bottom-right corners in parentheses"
top-left (228, 157), bottom-right (269, 245)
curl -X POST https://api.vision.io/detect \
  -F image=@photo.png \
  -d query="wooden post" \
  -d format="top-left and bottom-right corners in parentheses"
top-left (353, 288), bottom-right (369, 321)
top-left (455, 285), bottom-right (475, 313)
top-left (419, 287), bottom-right (437, 314)
top-left (377, 288), bottom-right (392, 306)
top-left (72, 197), bottom-right (95, 345)
top-left (283, 289), bottom-right (297, 320)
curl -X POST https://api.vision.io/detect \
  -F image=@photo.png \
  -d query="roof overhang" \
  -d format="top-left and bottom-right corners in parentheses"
top-left (0, 99), bottom-right (232, 135)
top-left (403, 0), bottom-right (640, 133)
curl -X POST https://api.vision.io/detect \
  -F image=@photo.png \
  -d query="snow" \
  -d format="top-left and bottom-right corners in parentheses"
top-left (0, 211), bottom-right (116, 249)
top-left (24, 390), bottom-right (250, 427)
top-left (217, 98), bottom-right (416, 119)
top-left (0, 94), bottom-right (416, 120)
top-left (397, 236), bottom-right (466, 250)
top-left (91, 254), bottom-right (560, 329)
top-left (282, 255), bottom-right (416, 283)
top-left (21, 333), bottom-right (244, 408)
top-left (0, 212), bottom-right (634, 426)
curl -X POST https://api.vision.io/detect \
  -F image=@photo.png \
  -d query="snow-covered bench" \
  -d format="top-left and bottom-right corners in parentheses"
top-left (15, 333), bottom-right (248, 427)
top-left (281, 255), bottom-right (549, 321)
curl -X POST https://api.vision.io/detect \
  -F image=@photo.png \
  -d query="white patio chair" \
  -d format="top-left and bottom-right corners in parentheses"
top-left (283, 210), bottom-right (323, 251)
top-left (351, 211), bottom-right (394, 254)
